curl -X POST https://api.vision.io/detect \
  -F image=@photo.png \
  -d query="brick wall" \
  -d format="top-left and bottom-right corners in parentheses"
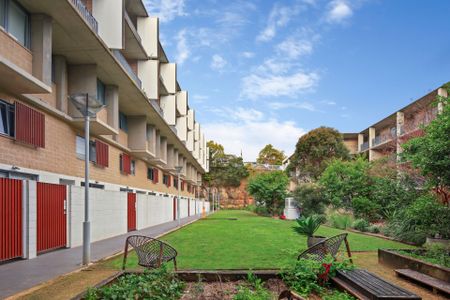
top-left (0, 92), bottom-right (196, 197)
top-left (0, 29), bottom-right (33, 73)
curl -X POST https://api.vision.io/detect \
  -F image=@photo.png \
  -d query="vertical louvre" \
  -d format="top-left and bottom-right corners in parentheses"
top-left (121, 153), bottom-right (131, 175)
top-left (15, 102), bottom-right (45, 148)
top-left (37, 182), bottom-right (67, 254)
top-left (152, 168), bottom-right (159, 184)
top-left (181, 181), bottom-right (184, 191)
top-left (0, 178), bottom-right (22, 262)
top-left (127, 193), bottom-right (136, 231)
top-left (95, 140), bottom-right (109, 167)
top-left (167, 175), bottom-right (171, 187)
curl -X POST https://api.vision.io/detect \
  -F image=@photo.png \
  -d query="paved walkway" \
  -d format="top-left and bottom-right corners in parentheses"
top-left (0, 214), bottom-right (202, 299)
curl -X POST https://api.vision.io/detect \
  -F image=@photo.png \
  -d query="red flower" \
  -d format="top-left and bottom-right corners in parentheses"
top-left (317, 263), bottom-right (332, 286)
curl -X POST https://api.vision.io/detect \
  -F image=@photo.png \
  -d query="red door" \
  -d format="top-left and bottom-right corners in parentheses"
top-left (37, 182), bottom-right (67, 254)
top-left (173, 197), bottom-right (177, 221)
top-left (0, 178), bottom-right (23, 262)
top-left (127, 193), bottom-right (136, 231)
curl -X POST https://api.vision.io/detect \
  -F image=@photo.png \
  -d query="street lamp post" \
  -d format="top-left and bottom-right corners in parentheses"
top-left (69, 93), bottom-right (104, 266)
top-left (175, 166), bottom-right (183, 226)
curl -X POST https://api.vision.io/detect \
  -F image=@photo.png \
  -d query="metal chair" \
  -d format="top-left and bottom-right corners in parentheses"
top-left (122, 235), bottom-right (178, 271)
top-left (297, 233), bottom-right (352, 263)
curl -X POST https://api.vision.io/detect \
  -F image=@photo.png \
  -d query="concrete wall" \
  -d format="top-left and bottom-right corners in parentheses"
top-left (137, 17), bottom-right (158, 58)
top-left (136, 194), bottom-right (173, 230)
top-left (160, 63), bottom-right (176, 94)
top-left (160, 95), bottom-right (176, 125)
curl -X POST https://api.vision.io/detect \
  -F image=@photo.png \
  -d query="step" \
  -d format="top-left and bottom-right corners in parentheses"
top-left (396, 268), bottom-right (450, 296)
top-left (336, 269), bottom-right (421, 300)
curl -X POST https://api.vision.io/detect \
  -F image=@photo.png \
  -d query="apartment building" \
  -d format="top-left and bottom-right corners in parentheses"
top-left (0, 0), bottom-right (210, 262)
top-left (343, 86), bottom-right (447, 161)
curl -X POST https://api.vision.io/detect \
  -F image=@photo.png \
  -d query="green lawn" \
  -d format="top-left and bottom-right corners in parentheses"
top-left (110, 210), bottom-right (413, 270)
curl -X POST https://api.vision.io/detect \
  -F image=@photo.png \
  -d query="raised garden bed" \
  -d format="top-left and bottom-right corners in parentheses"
top-left (379, 249), bottom-right (450, 282)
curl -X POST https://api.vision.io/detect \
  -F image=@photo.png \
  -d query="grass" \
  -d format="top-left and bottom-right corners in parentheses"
top-left (110, 210), bottom-right (414, 270)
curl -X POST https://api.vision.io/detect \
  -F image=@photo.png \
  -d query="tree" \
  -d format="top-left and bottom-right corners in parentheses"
top-left (290, 127), bottom-right (350, 180)
top-left (401, 92), bottom-right (450, 205)
top-left (204, 141), bottom-right (249, 187)
top-left (292, 184), bottom-right (328, 216)
top-left (247, 171), bottom-right (289, 215)
top-left (256, 144), bottom-right (286, 165)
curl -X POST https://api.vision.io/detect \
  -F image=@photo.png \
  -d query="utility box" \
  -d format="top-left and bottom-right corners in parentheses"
top-left (283, 197), bottom-right (300, 220)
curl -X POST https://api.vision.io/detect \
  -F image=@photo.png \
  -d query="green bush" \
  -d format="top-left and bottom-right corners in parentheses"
top-left (398, 244), bottom-right (450, 268)
top-left (351, 197), bottom-right (381, 221)
top-left (233, 273), bottom-right (272, 300)
top-left (351, 219), bottom-right (370, 232)
top-left (293, 184), bottom-right (328, 216)
top-left (385, 194), bottom-right (450, 244)
top-left (367, 225), bottom-right (380, 234)
top-left (295, 215), bottom-right (326, 237)
top-left (327, 212), bottom-right (354, 229)
top-left (85, 265), bottom-right (184, 300)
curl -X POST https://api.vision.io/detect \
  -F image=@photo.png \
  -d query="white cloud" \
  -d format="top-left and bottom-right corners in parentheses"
top-left (276, 38), bottom-right (314, 59)
top-left (241, 51), bottom-right (255, 58)
top-left (241, 71), bottom-right (319, 100)
top-left (268, 101), bottom-right (316, 111)
top-left (210, 54), bottom-right (227, 71)
top-left (144, 0), bottom-right (186, 22)
top-left (175, 29), bottom-right (190, 65)
top-left (203, 118), bottom-right (306, 161)
top-left (326, 0), bottom-right (353, 23)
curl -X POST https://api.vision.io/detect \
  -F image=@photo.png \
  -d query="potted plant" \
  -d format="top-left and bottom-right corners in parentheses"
top-left (295, 215), bottom-right (326, 247)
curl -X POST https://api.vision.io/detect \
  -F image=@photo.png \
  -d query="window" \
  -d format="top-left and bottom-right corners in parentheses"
top-left (119, 112), bottom-right (128, 132)
top-left (0, 100), bottom-right (14, 137)
top-left (147, 167), bottom-right (154, 181)
top-left (120, 153), bottom-right (131, 174)
top-left (0, 0), bottom-right (30, 48)
top-left (97, 79), bottom-right (106, 105)
top-left (76, 136), bottom-right (96, 162)
top-left (130, 160), bottom-right (136, 175)
top-left (173, 177), bottom-right (178, 189)
top-left (163, 174), bottom-right (170, 187)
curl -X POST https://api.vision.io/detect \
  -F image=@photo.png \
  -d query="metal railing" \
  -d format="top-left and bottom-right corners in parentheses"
top-left (372, 134), bottom-right (394, 147)
top-left (360, 141), bottom-right (369, 151)
top-left (71, 0), bottom-right (98, 34)
top-left (112, 50), bottom-right (142, 88)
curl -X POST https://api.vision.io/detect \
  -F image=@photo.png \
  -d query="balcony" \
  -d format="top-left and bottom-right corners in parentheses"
top-left (70, 0), bottom-right (98, 33)
top-left (372, 134), bottom-right (394, 147)
top-left (360, 141), bottom-right (369, 152)
top-left (122, 10), bottom-right (148, 60)
top-left (112, 50), bottom-right (142, 88)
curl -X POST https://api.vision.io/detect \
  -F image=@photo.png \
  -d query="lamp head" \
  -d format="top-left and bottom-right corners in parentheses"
top-left (69, 93), bottom-right (104, 117)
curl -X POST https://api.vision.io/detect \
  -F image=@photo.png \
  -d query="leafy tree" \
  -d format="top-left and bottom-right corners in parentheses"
top-left (247, 171), bottom-right (289, 215)
top-left (256, 144), bottom-right (286, 165)
top-left (401, 92), bottom-right (450, 205)
top-left (203, 141), bottom-right (249, 187)
top-left (292, 184), bottom-right (328, 216)
top-left (290, 127), bottom-right (350, 180)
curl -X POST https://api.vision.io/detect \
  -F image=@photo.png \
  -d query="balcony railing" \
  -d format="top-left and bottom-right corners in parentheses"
top-left (360, 141), bottom-right (369, 151)
top-left (71, 0), bottom-right (98, 34)
top-left (124, 11), bottom-right (142, 43)
top-left (372, 134), bottom-right (395, 147)
top-left (112, 50), bottom-right (142, 88)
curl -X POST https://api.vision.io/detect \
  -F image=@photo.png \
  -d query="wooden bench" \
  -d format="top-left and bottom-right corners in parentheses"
top-left (332, 269), bottom-right (421, 300)
top-left (396, 269), bottom-right (450, 296)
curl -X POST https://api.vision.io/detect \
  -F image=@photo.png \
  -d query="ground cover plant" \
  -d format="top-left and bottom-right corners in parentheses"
top-left (396, 244), bottom-right (450, 268)
top-left (112, 210), bottom-right (414, 270)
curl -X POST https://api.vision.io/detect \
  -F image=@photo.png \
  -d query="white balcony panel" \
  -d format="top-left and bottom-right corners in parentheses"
top-left (176, 116), bottom-right (187, 141)
top-left (187, 130), bottom-right (194, 151)
top-left (187, 109), bottom-right (195, 130)
top-left (137, 17), bottom-right (159, 58)
top-left (160, 63), bottom-right (176, 94)
top-left (194, 140), bottom-right (200, 159)
top-left (92, 0), bottom-right (123, 49)
top-left (194, 122), bottom-right (200, 141)
top-left (176, 91), bottom-right (188, 115)
top-left (160, 95), bottom-right (176, 125)
top-left (138, 59), bottom-right (159, 99)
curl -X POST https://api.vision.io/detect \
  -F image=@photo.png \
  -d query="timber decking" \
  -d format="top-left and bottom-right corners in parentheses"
top-left (395, 269), bottom-right (450, 296)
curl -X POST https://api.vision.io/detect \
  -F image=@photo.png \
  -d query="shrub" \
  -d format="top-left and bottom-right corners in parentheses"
top-left (351, 197), bottom-right (381, 221)
top-left (327, 212), bottom-right (354, 230)
top-left (295, 215), bottom-right (326, 237)
top-left (351, 219), bottom-right (370, 232)
top-left (367, 225), bottom-right (380, 234)
top-left (247, 171), bottom-right (289, 215)
top-left (293, 184), bottom-right (328, 216)
top-left (85, 265), bottom-right (184, 300)
top-left (233, 273), bottom-right (272, 300)
top-left (254, 205), bottom-right (270, 217)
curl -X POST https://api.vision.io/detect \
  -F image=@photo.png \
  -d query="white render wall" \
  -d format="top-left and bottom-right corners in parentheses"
top-left (92, 0), bottom-right (123, 49)
top-left (137, 17), bottom-right (158, 58)
top-left (136, 194), bottom-right (174, 230)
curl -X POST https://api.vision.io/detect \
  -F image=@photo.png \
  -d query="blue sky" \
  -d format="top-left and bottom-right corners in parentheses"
top-left (144, 0), bottom-right (450, 161)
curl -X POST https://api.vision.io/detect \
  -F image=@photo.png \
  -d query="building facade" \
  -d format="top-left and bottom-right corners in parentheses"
top-left (343, 86), bottom-right (447, 161)
top-left (0, 0), bottom-right (209, 262)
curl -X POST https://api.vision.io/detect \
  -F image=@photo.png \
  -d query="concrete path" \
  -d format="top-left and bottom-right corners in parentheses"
top-left (0, 214), bottom-right (202, 299)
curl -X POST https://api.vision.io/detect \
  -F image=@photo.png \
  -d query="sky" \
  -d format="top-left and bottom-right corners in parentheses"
top-left (143, 0), bottom-right (450, 161)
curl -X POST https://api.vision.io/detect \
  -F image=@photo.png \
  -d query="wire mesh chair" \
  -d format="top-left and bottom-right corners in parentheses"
top-left (297, 233), bottom-right (352, 263)
top-left (122, 235), bottom-right (178, 271)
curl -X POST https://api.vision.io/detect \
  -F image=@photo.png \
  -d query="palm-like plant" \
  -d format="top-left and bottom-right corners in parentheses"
top-left (295, 215), bottom-right (324, 236)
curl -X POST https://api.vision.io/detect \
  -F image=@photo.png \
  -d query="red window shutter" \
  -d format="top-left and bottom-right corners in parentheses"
top-left (181, 181), bottom-right (184, 191)
top-left (167, 175), bottom-right (171, 187)
top-left (153, 169), bottom-right (158, 183)
top-left (121, 153), bottom-right (131, 174)
top-left (95, 140), bottom-right (109, 167)
top-left (15, 102), bottom-right (45, 148)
